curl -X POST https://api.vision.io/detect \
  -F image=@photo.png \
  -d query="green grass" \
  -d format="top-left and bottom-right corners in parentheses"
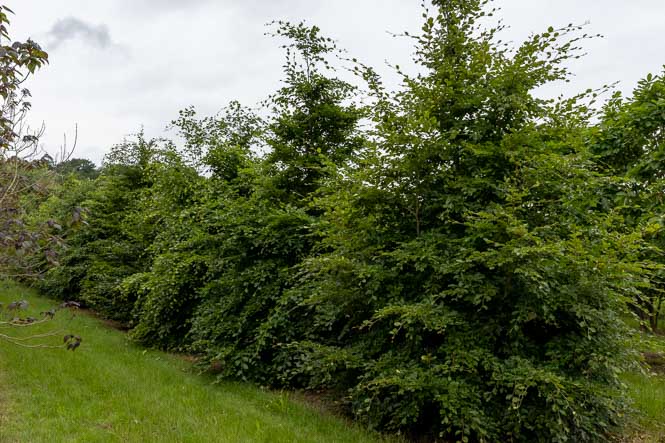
top-left (0, 281), bottom-right (390, 443)
top-left (624, 371), bottom-right (665, 428)
top-left (620, 327), bottom-right (665, 442)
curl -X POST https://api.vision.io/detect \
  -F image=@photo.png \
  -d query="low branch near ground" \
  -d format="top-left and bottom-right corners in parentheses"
top-left (0, 299), bottom-right (81, 350)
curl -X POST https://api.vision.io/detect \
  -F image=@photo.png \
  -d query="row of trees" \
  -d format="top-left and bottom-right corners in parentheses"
top-left (4, 1), bottom-right (665, 441)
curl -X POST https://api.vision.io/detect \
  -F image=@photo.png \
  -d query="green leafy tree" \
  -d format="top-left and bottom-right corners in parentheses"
top-left (40, 134), bottom-right (161, 322)
top-left (592, 69), bottom-right (665, 331)
top-left (54, 158), bottom-right (99, 180)
top-left (263, 21), bottom-right (365, 204)
top-left (130, 23), bottom-right (365, 362)
top-left (270, 1), bottom-right (646, 441)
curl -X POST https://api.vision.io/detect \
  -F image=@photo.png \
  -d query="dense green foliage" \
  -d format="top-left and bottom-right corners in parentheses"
top-left (591, 71), bottom-right (665, 332)
top-left (6, 1), bottom-right (665, 442)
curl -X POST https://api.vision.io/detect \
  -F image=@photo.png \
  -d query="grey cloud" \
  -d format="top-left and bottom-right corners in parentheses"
top-left (46, 17), bottom-right (112, 50)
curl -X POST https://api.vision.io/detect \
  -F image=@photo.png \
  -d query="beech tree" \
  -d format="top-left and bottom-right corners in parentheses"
top-left (593, 70), bottom-right (665, 332)
top-left (273, 1), bottom-right (647, 440)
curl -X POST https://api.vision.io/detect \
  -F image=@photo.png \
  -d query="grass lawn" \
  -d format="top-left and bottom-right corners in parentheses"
top-left (0, 281), bottom-right (390, 443)
top-left (620, 329), bottom-right (665, 442)
top-left (623, 371), bottom-right (665, 441)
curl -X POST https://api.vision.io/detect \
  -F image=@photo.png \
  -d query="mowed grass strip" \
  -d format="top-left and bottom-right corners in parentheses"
top-left (0, 281), bottom-right (388, 443)
top-left (623, 371), bottom-right (665, 431)
top-left (620, 332), bottom-right (665, 442)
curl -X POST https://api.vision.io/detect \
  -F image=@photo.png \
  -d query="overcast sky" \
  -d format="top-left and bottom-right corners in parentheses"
top-left (6, 0), bottom-right (665, 164)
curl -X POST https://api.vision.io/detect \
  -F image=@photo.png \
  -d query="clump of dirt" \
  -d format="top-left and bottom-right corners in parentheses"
top-left (643, 351), bottom-right (665, 374)
top-left (77, 308), bottom-right (130, 331)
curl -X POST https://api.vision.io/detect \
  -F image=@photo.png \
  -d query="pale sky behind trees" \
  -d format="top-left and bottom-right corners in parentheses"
top-left (6, 0), bottom-right (665, 163)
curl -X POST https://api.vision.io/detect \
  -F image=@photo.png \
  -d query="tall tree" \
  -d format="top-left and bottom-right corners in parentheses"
top-left (275, 1), bottom-right (646, 441)
top-left (592, 70), bottom-right (665, 331)
top-left (264, 21), bottom-right (364, 204)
